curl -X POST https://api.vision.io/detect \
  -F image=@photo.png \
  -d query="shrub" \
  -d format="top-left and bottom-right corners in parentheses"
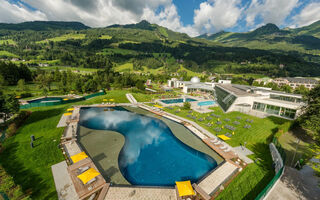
top-left (183, 102), bottom-right (191, 110)
top-left (6, 111), bottom-right (31, 138)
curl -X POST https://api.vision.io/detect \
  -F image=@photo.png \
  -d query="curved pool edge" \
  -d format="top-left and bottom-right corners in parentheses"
top-left (77, 125), bottom-right (130, 185)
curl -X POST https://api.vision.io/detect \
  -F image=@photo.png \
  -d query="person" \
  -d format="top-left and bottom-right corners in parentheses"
top-left (240, 142), bottom-right (243, 150)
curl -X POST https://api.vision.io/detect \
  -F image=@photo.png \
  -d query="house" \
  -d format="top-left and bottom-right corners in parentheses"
top-left (273, 77), bottom-right (318, 90)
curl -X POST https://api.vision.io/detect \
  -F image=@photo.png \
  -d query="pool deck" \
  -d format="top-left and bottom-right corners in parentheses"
top-left (53, 103), bottom-right (248, 200)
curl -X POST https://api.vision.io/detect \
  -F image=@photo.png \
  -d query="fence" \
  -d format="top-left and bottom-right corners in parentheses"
top-left (20, 91), bottom-right (105, 109)
top-left (254, 137), bottom-right (286, 200)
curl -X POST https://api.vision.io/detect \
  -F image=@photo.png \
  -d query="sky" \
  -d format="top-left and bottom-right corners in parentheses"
top-left (0, 0), bottom-right (320, 37)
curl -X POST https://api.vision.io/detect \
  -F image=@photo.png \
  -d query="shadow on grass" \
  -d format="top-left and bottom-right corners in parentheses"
top-left (0, 141), bottom-right (57, 199)
top-left (23, 107), bottom-right (66, 126)
top-left (244, 142), bottom-right (275, 200)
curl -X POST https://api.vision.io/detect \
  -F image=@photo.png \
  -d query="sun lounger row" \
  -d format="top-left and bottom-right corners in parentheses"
top-left (244, 124), bottom-right (251, 129)
top-left (225, 125), bottom-right (236, 131)
top-left (211, 113), bottom-right (221, 118)
top-left (246, 119), bottom-right (253, 123)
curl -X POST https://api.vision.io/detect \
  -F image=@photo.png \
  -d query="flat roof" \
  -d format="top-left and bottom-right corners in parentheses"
top-left (215, 84), bottom-right (255, 96)
top-left (186, 83), bottom-right (214, 91)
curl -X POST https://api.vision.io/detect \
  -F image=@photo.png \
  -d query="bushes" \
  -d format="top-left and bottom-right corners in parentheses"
top-left (0, 165), bottom-right (31, 200)
top-left (6, 111), bottom-right (31, 137)
top-left (274, 121), bottom-right (294, 138)
top-left (183, 102), bottom-right (191, 110)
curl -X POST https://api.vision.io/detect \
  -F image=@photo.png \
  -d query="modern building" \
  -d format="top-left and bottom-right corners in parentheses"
top-left (214, 84), bottom-right (304, 119)
top-left (167, 77), bottom-right (215, 94)
top-left (273, 77), bottom-right (318, 90)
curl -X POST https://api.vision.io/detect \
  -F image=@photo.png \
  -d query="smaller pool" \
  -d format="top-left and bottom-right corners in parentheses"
top-left (198, 101), bottom-right (215, 106)
top-left (161, 98), bottom-right (197, 104)
top-left (28, 97), bottom-right (63, 103)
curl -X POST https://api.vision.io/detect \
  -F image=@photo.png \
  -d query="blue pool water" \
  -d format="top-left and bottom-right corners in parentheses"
top-left (28, 97), bottom-right (62, 103)
top-left (79, 107), bottom-right (217, 186)
top-left (161, 98), bottom-right (197, 104)
top-left (198, 101), bottom-right (215, 106)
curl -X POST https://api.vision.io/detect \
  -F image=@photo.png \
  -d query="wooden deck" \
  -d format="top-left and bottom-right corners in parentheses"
top-left (67, 158), bottom-right (108, 200)
top-left (203, 138), bottom-right (238, 160)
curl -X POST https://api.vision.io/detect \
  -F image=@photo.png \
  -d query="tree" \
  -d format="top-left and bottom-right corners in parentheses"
top-left (298, 84), bottom-right (320, 141)
top-left (17, 79), bottom-right (26, 91)
top-left (136, 80), bottom-right (145, 91)
top-left (294, 85), bottom-right (309, 95)
top-left (183, 102), bottom-right (191, 110)
top-left (0, 93), bottom-right (19, 122)
top-left (280, 85), bottom-right (292, 93)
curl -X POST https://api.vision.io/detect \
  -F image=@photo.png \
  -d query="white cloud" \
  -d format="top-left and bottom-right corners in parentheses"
top-left (0, 0), bottom-right (47, 23)
top-left (193, 0), bottom-right (242, 34)
top-left (245, 0), bottom-right (299, 27)
top-left (291, 2), bottom-right (320, 27)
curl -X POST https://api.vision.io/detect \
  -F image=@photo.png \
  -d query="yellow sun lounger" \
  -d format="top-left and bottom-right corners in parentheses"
top-left (77, 168), bottom-right (100, 184)
top-left (218, 135), bottom-right (231, 141)
top-left (70, 152), bottom-right (88, 163)
top-left (176, 180), bottom-right (195, 197)
top-left (67, 108), bottom-right (74, 112)
top-left (63, 112), bottom-right (73, 116)
top-left (154, 105), bottom-right (163, 109)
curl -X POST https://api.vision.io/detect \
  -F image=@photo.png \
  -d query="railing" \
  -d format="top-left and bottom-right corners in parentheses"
top-left (255, 137), bottom-right (286, 200)
top-left (20, 91), bottom-right (105, 109)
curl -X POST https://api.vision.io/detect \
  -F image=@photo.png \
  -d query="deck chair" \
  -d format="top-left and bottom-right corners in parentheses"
top-left (86, 177), bottom-right (97, 185)
top-left (78, 166), bottom-right (89, 174)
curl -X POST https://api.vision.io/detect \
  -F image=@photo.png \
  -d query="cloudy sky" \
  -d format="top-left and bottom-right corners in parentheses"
top-left (1, 0), bottom-right (320, 36)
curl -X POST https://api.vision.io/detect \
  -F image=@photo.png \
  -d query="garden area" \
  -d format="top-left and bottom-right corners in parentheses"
top-left (163, 105), bottom-right (292, 199)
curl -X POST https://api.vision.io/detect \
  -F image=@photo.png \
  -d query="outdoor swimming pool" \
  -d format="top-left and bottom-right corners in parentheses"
top-left (79, 107), bottom-right (218, 186)
top-left (28, 97), bottom-right (63, 103)
top-left (198, 101), bottom-right (216, 106)
top-left (161, 98), bottom-right (197, 104)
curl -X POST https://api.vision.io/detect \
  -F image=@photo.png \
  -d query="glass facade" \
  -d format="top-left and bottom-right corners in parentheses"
top-left (252, 102), bottom-right (266, 112)
top-left (215, 86), bottom-right (237, 112)
top-left (270, 94), bottom-right (303, 103)
top-left (252, 101), bottom-right (296, 119)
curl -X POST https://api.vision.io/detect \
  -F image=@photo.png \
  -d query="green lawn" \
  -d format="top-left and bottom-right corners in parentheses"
top-left (36, 34), bottom-right (86, 44)
top-left (278, 130), bottom-right (313, 166)
top-left (0, 39), bottom-right (16, 45)
top-left (0, 90), bottom-right (132, 199)
top-left (0, 50), bottom-right (19, 58)
top-left (164, 106), bottom-right (288, 200)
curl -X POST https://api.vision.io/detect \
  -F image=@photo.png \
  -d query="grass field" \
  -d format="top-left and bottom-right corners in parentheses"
top-left (0, 39), bottom-right (16, 45)
top-left (0, 50), bottom-right (19, 58)
top-left (278, 130), bottom-right (313, 166)
top-left (163, 106), bottom-right (288, 199)
top-left (0, 89), bottom-right (132, 199)
top-left (36, 34), bottom-right (86, 44)
top-left (99, 35), bottom-right (112, 39)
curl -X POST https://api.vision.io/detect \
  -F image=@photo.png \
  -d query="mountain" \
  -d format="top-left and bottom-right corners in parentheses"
top-left (0, 21), bottom-right (90, 31)
top-left (0, 20), bottom-right (319, 77)
top-left (197, 21), bottom-right (320, 55)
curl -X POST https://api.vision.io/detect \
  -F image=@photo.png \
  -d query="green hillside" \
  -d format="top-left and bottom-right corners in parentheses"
top-left (198, 21), bottom-right (320, 57)
top-left (0, 20), bottom-right (320, 77)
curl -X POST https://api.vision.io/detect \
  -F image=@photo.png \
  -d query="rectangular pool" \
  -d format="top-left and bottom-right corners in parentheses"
top-left (197, 101), bottom-right (215, 106)
top-left (161, 98), bottom-right (197, 104)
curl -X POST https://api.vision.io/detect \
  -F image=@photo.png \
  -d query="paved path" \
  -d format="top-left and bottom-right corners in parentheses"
top-left (126, 93), bottom-right (138, 104)
top-left (105, 187), bottom-right (176, 200)
top-left (233, 146), bottom-right (254, 164)
top-left (51, 161), bottom-right (78, 200)
top-left (198, 161), bottom-right (238, 195)
top-left (57, 115), bottom-right (70, 128)
top-left (266, 167), bottom-right (320, 200)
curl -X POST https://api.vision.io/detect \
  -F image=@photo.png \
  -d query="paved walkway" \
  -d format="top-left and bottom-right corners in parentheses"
top-left (266, 167), bottom-right (320, 200)
top-left (233, 146), bottom-right (254, 164)
top-left (57, 115), bottom-right (70, 127)
top-left (198, 161), bottom-right (239, 195)
top-left (51, 161), bottom-right (78, 200)
top-left (126, 93), bottom-right (138, 104)
top-left (105, 187), bottom-right (176, 200)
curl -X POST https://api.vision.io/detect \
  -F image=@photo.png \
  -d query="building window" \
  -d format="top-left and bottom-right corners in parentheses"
top-left (252, 102), bottom-right (266, 112)
top-left (265, 105), bottom-right (281, 115)
top-left (215, 86), bottom-right (237, 112)
top-left (280, 108), bottom-right (296, 119)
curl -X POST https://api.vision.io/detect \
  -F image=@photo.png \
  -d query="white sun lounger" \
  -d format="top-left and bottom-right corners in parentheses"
top-left (223, 147), bottom-right (230, 152)
top-left (210, 138), bottom-right (218, 143)
top-left (219, 145), bottom-right (228, 150)
top-left (213, 141), bottom-right (221, 145)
